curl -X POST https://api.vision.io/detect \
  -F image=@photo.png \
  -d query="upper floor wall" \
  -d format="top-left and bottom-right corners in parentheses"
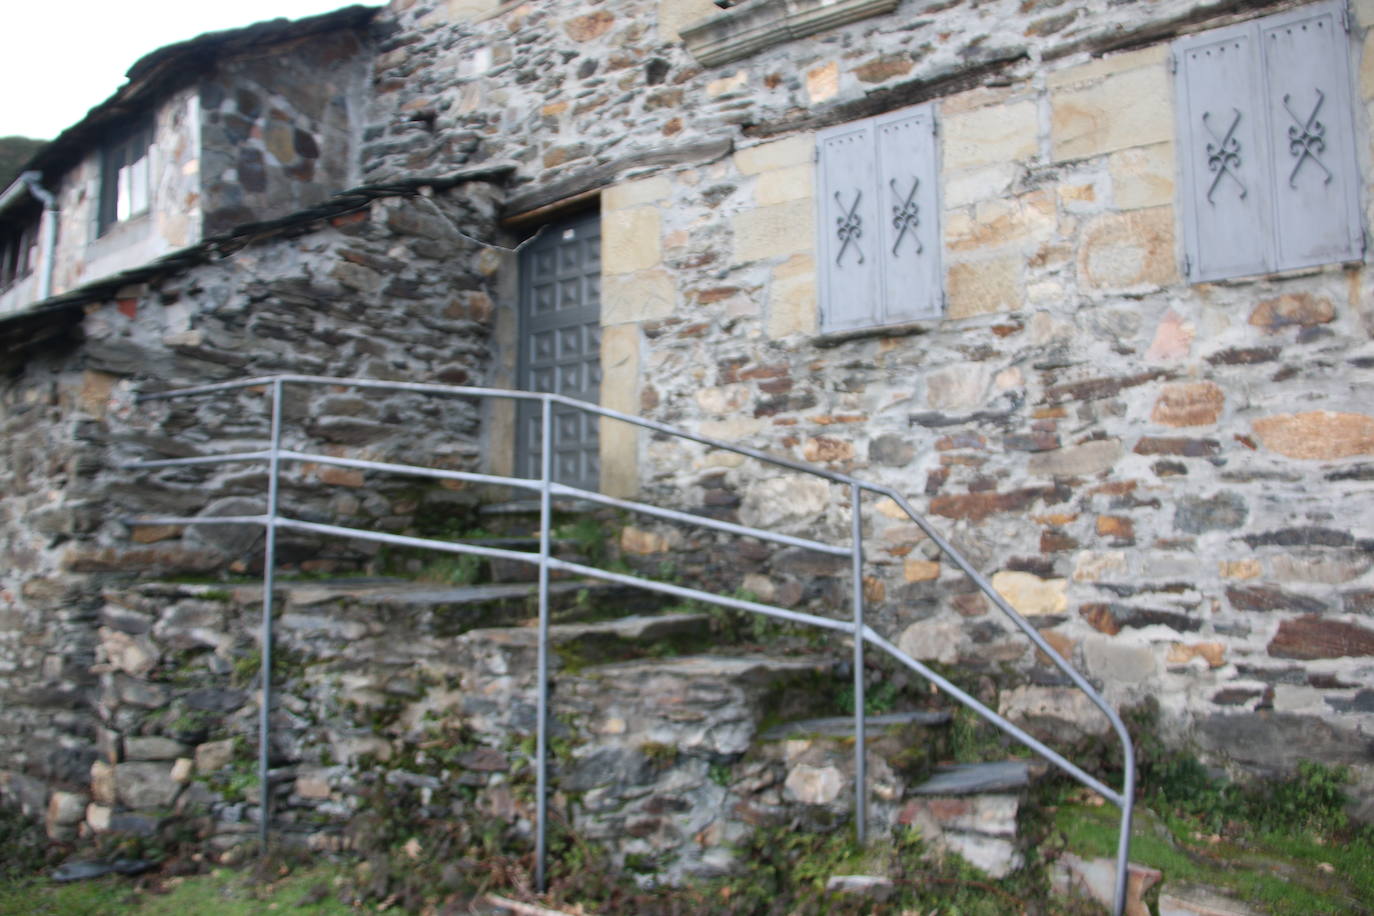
top-left (0, 8), bottom-right (376, 320)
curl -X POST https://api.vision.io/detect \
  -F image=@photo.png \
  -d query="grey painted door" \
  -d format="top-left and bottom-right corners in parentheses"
top-left (516, 212), bottom-right (601, 491)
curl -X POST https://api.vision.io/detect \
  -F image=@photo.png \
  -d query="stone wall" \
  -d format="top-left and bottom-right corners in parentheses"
top-left (199, 27), bottom-right (372, 235)
top-left (359, 0), bottom-right (1374, 809)
top-left (0, 179), bottom-right (506, 820)
top-left (48, 87), bottom-right (203, 296)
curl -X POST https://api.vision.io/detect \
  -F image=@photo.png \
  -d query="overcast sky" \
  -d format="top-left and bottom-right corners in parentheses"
top-left (2, 1), bottom-right (382, 140)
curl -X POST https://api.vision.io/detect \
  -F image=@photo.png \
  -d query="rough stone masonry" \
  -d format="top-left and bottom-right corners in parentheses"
top-left (1, 0), bottom-right (1373, 864)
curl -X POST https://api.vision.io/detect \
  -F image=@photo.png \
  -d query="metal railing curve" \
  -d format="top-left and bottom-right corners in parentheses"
top-left (121, 374), bottom-right (1135, 915)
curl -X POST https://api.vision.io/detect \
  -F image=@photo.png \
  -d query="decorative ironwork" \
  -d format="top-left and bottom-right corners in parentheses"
top-left (1283, 89), bottom-right (1333, 188)
top-left (1203, 108), bottom-right (1246, 203)
top-left (889, 178), bottom-right (922, 256)
top-left (834, 190), bottom-right (864, 266)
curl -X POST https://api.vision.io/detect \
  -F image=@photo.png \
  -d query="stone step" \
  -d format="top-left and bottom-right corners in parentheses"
top-left (911, 760), bottom-right (1031, 795)
top-left (759, 710), bottom-right (952, 741)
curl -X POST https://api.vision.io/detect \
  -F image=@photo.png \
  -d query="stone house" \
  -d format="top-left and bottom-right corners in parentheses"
top-left (2, 0), bottom-right (1373, 863)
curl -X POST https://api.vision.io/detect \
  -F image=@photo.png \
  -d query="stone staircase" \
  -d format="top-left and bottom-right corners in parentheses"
top-left (71, 502), bottom-right (1044, 889)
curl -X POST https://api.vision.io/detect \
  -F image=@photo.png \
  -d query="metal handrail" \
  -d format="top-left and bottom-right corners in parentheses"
top-left (122, 374), bottom-right (1135, 914)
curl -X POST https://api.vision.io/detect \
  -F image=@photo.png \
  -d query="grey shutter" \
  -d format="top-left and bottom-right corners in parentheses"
top-left (874, 105), bottom-right (942, 321)
top-left (816, 121), bottom-right (881, 332)
top-left (1259, 1), bottom-right (1363, 269)
top-left (1175, 23), bottom-right (1273, 281)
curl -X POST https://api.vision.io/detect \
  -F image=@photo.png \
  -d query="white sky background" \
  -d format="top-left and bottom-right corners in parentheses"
top-left (1, 1), bottom-right (382, 140)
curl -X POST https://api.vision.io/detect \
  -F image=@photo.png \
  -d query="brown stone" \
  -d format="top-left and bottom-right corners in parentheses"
top-left (1079, 603), bottom-right (1121, 635)
top-left (802, 437), bottom-right (854, 463)
top-left (318, 466), bottom-right (365, 488)
top-left (1077, 207), bottom-right (1177, 291)
top-left (852, 53), bottom-right (914, 83)
top-left (1043, 370), bottom-right (1170, 405)
top-left (1037, 629), bottom-right (1077, 665)
top-left (929, 486), bottom-right (1058, 523)
top-left (130, 524), bottom-right (183, 544)
top-left (1252, 412), bottom-right (1374, 460)
top-left (1096, 516), bottom-right (1134, 540)
top-left (1151, 382), bottom-right (1224, 427)
top-left (1133, 436), bottom-right (1219, 457)
top-left (1040, 530), bottom-right (1078, 553)
top-left (1212, 688), bottom-right (1264, 706)
top-left (1167, 642), bottom-right (1225, 668)
top-left (903, 559), bottom-right (940, 582)
top-left (1268, 615), bottom-right (1374, 660)
top-left (1227, 586), bottom-right (1326, 614)
top-left (564, 10), bottom-right (614, 41)
top-left (620, 526), bottom-right (671, 555)
top-left (1249, 292), bottom-right (1335, 332)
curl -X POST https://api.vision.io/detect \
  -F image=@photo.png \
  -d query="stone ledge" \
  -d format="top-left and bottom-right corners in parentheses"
top-left (681, 0), bottom-right (900, 68)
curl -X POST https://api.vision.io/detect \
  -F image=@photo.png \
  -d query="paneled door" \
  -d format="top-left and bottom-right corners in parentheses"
top-left (516, 211), bottom-right (601, 491)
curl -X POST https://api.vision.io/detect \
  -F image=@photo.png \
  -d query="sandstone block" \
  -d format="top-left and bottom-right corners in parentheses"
top-left (740, 476), bottom-right (830, 529)
top-left (564, 10), bottom-right (614, 41)
top-left (602, 269), bottom-right (675, 325)
top-left (998, 685), bottom-right (1112, 739)
top-left (1252, 411), bottom-right (1374, 459)
top-left (991, 571), bottom-right (1068, 616)
top-left (904, 559), bottom-right (940, 582)
top-left (1166, 642), bottom-right (1225, 668)
top-left (943, 100), bottom-right (1038, 171)
top-left (86, 804), bottom-right (112, 833)
top-left (1151, 382), bottom-right (1224, 428)
top-left (943, 162), bottom-right (1018, 209)
top-left (1029, 439), bottom-right (1123, 477)
top-left (947, 256), bottom-right (1021, 319)
top-left (734, 198), bottom-right (815, 262)
top-left (755, 164), bottom-right (814, 206)
top-left (195, 739), bottom-right (236, 774)
top-left (807, 61), bottom-right (839, 103)
top-left (115, 762), bottom-right (181, 809)
top-left (1109, 143), bottom-right (1175, 210)
top-left (659, 0), bottom-right (721, 41)
top-left (100, 627), bottom-right (158, 678)
top-left (926, 363), bottom-right (990, 410)
top-left (707, 70), bottom-right (748, 97)
top-left (1073, 550), bottom-right (1127, 582)
top-left (734, 135), bottom-right (814, 176)
top-left (1248, 292), bottom-right (1335, 331)
top-left (896, 619), bottom-right (962, 665)
top-left (90, 761), bottom-right (116, 806)
top-left (1220, 559), bottom-right (1262, 580)
top-left (1050, 47), bottom-right (1172, 159)
top-left (621, 526), bottom-right (672, 555)
top-left (600, 323), bottom-right (641, 498)
top-left (447, 0), bottom-right (500, 20)
top-left (1082, 636), bottom-right (1156, 683)
top-left (767, 253), bottom-right (818, 338)
top-left (1077, 207), bottom-right (1177, 291)
top-left (602, 206), bottom-right (662, 275)
top-left (785, 764), bottom-right (844, 805)
top-left (802, 437), bottom-right (854, 463)
top-left (603, 176), bottom-right (671, 212)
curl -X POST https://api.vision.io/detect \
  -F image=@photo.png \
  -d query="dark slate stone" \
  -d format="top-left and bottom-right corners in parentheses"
top-left (869, 434), bottom-right (915, 466)
top-left (1326, 690), bottom-right (1374, 713)
top-left (293, 128), bottom-right (320, 159)
top-left (237, 147), bottom-right (267, 193)
top-left (645, 58), bottom-right (670, 84)
top-left (911, 760), bottom-right (1029, 795)
top-left (1198, 712), bottom-right (1374, 772)
top-left (182, 688), bottom-right (248, 712)
top-left (1227, 586), bottom-right (1327, 614)
top-left (1205, 346), bottom-right (1280, 365)
top-left (761, 711), bottom-right (951, 740)
top-left (1242, 528), bottom-right (1353, 548)
top-left (1344, 590), bottom-right (1374, 614)
top-left (1174, 492), bottom-right (1247, 533)
top-left (562, 747), bottom-right (651, 792)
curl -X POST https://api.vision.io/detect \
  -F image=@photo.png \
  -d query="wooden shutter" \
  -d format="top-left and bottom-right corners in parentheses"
top-left (1259, 1), bottom-right (1363, 270)
top-left (1175, 23), bottom-right (1273, 281)
top-left (816, 120), bottom-right (881, 332)
top-left (874, 105), bottom-right (942, 322)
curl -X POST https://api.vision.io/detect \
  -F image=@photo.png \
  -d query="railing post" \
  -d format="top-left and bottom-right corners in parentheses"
top-left (258, 378), bottom-right (284, 851)
top-left (535, 397), bottom-right (553, 893)
top-left (850, 482), bottom-right (866, 845)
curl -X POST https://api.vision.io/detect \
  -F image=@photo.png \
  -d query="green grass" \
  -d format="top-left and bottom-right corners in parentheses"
top-left (1055, 797), bottom-right (1374, 914)
top-left (0, 865), bottom-right (371, 916)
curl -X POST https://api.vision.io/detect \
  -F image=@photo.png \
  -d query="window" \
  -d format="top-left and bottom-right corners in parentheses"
top-left (1174, 1), bottom-right (1363, 282)
top-left (0, 218), bottom-right (38, 292)
top-left (98, 121), bottom-right (153, 236)
top-left (815, 103), bottom-right (943, 332)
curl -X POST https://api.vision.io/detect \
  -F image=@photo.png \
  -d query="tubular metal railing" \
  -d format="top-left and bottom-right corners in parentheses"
top-left (121, 375), bottom-right (1136, 915)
